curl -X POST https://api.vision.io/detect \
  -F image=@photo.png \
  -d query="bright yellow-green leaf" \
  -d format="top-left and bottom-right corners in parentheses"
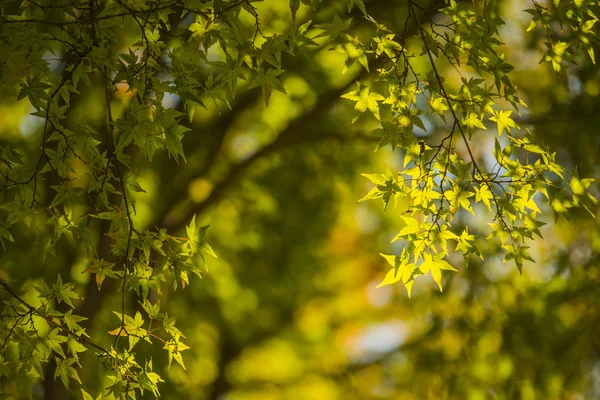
top-left (463, 113), bottom-right (487, 130)
top-left (420, 253), bottom-right (458, 292)
top-left (377, 267), bottom-right (402, 287)
top-left (404, 279), bottom-right (415, 298)
top-left (403, 142), bottom-right (430, 168)
top-left (489, 110), bottom-right (518, 136)
top-left (358, 186), bottom-right (382, 202)
top-left (571, 176), bottom-right (585, 195)
top-left (430, 96), bottom-right (449, 121)
top-left (446, 186), bottom-right (475, 215)
top-left (341, 84), bottom-right (385, 122)
top-left (361, 173), bottom-right (388, 185)
top-left (392, 216), bottom-right (420, 241)
top-left (475, 185), bottom-right (494, 212)
top-left (374, 34), bottom-right (402, 58)
top-left (438, 226), bottom-right (459, 253)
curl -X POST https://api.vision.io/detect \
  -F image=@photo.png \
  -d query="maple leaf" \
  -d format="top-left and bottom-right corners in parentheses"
top-left (489, 110), bottom-right (519, 135)
top-left (475, 185), bottom-right (494, 212)
top-left (463, 113), bottom-right (487, 130)
top-left (374, 34), bottom-right (403, 58)
top-left (341, 83), bottom-right (385, 122)
top-left (420, 253), bottom-right (458, 292)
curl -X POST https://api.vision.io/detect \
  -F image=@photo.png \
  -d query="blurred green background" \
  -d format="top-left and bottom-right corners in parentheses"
top-left (1, 0), bottom-right (599, 399)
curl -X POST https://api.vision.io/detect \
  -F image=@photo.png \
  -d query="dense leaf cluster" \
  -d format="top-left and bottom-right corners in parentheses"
top-left (0, 0), bottom-right (597, 398)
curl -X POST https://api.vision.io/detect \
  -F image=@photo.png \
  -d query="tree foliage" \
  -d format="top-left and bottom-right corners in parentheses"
top-left (0, 0), bottom-right (598, 398)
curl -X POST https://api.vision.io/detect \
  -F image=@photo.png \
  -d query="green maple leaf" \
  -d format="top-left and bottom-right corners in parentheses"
top-left (140, 298), bottom-right (162, 320)
top-left (67, 337), bottom-right (87, 365)
top-left (455, 228), bottom-right (482, 258)
top-left (377, 252), bottom-right (418, 296)
top-left (503, 245), bottom-right (534, 273)
top-left (346, 0), bottom-right (367, 15)
top-left (45, 328), bottom-right (68, 358)
top-left (419, 253), bottom-right (458, 292)
top-left (315, 14), bottom-right (353, 41)
top-left (374, 34), bottom-right (402, 58)
top-left (335, 36), bottom-right (369, 73)
top-left (163, 312), bottom-right (185, 339)
top-left (463, 113), bottom-right (487, 130)
top-left (52, 274), bottom-right (79, 308)
top-left (430, 96), bottom-right (449, 121)
top-left (54, 358), bottom-right (81, 388)
top-left (475, 185), bottom-right (494, 212)
top-left (84, 259), bottom-right (120, 290)
top-left (446, 186), bottom-right (475, 215)
top-left (489, 110), bottom-right (518, 135)
top-left (63, 310), bottom-right (88, 336)
top-left (248, 69), bottom-right (287, 107)
top-left (341, 83), bottom-right (385, 122)
top-left (111, 311), bottom-right (149, 350)
top-left (186, 215), bottom-right (217, 259)
top-left (392, 215), bottom-right (421, 241)
top-left (163, 337), bottom-right (190, 370)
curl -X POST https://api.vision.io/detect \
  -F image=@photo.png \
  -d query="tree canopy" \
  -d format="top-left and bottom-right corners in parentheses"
top-left (0, 0), bottom-right (599, 399)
